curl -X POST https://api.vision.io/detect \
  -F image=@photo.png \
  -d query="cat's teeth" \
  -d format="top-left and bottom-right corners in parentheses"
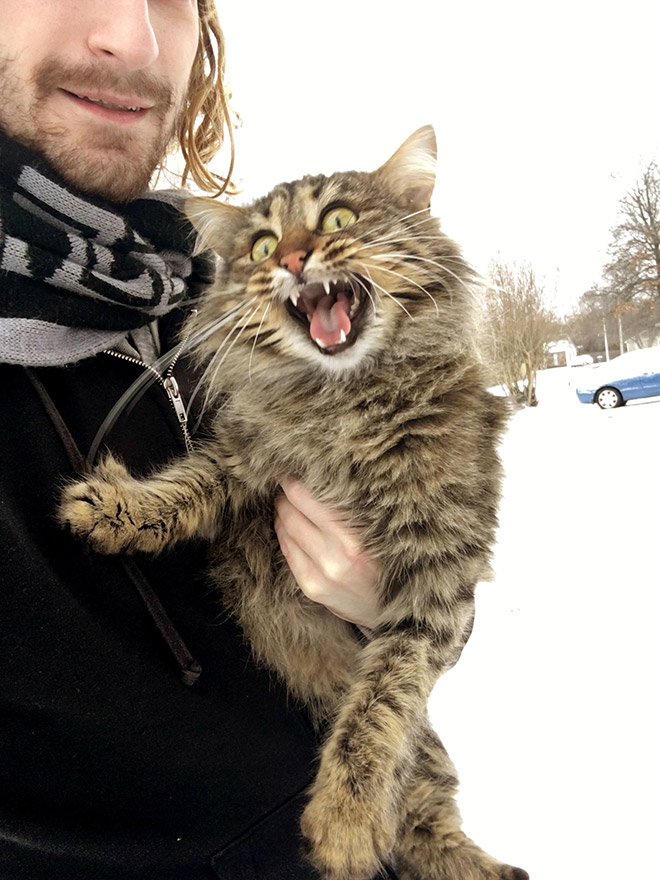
top-left (323, 280), bottom-right (331, 295)
top-left (314, 337), bottom-right (328, 349)
top-left (289, 290), bottom-right (299, 307)
top-left (339, 330), bottom-right (347, 344)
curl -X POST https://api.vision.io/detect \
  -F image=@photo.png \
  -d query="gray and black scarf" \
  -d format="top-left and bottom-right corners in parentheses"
top-left (0, 130), bottom-right (215, 366)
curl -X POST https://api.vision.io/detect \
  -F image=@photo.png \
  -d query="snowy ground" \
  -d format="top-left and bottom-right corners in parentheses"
top-left (428, 367), bottom-right (659, 879)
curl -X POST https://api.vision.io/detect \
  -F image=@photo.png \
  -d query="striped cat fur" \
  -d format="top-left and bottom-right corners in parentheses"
top-left (60, 127), bottom-right (528, 880)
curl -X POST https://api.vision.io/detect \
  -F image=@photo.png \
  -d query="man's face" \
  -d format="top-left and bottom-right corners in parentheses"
top-left (0, 0), bottom-right (200, 202)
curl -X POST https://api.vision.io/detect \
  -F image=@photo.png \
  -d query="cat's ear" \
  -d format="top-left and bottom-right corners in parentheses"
top-left (375, 125), bottom-right (437, 213)
top-left (184, 196), bottom-right (247, 262)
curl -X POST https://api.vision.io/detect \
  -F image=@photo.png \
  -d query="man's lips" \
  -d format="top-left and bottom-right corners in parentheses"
top-left (59, 89), bottom-right (152, 122)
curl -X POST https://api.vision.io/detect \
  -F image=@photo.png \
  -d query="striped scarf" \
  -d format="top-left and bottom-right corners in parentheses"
top-left (0, 131), bottom-right (215, 366)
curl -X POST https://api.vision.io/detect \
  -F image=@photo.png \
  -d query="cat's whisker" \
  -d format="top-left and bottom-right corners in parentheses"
top-left (357, 249), bottom-right (444, 285)
top-left (348, 271), bottom-right (378, 316)
top-left (189, 327), bottom-right (242, 434)
top-left (185, 301), bottom-right (260, 420)
top-left (195, 304), bottom-right (262, 418)
top-left (369, 252), bottom-right (473, 297)
top-left (85, 300), bottom-right (258, 466)
top-left (186, 296), bottom-right (259, 352)
top-left (189, 324), bottom-right (238, 412)
top-left (207, 304), bottom-right (261, 383)
top-left (179, 282), bottom-right (245, 310)
top-left (349, 211), bottom-right (441, 259)
top-left (395, 207), bottom-right (436, 225)
top-left (248, 301), bottom-right (272, 383)
top-left (188, 348), bottom-right (226, 426)
top-left (360, 240), bottom-right (438, 254)
top-left (362, 208), bottom-right (435, 240)
top-left (86, 366), bottom-right (158, 466)
top-left (358, 260), bottom-right (440, 316)
top-left (355, 233), bottom-right (439, 251)
top-left (188, 297), bottom-right (259, 416)
top-left (362, 214), bottom-right (438, 245)
top-left (362, 266), bottom-right (415, 321)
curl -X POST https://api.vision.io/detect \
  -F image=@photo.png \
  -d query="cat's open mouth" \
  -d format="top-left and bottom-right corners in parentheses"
top-left (285, 278), bottom-right (369, 354)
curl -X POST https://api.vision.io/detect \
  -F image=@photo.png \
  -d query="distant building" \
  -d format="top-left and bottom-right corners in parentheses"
top-left (545, 339), bottom-right (577, 368)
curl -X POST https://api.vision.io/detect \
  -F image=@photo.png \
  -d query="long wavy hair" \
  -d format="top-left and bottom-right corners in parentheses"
top-left (173, 0), bottom-right (234, 195)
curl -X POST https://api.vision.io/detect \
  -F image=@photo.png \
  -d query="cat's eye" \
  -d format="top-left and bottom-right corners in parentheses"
top-left (250, 233), bottom-right (279, 262)
top-left (320, 206), bottom-right (358, 233)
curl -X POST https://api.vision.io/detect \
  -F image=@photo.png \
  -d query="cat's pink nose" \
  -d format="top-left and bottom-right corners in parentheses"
top-left (280, 250), bottom-right (308, 276)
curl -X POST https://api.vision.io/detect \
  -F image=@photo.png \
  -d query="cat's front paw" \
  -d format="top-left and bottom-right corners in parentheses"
top-left (58, 455), bottom-right (142, 555)
top-left (301, 769), bottom-right (398, 880)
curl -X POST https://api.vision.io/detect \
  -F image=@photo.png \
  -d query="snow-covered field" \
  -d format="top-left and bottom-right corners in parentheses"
top-left (429, 367), bottom-right (659, 879)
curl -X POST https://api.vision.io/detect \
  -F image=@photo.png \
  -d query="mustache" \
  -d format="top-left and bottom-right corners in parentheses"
top-left (32, 57), bottom-right (175, 114)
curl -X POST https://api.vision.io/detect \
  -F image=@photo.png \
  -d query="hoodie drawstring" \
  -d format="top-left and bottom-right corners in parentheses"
top-left (24, 367), bottom-right (202, 687)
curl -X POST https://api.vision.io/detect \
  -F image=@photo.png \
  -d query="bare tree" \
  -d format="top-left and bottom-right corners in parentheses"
top-left (613, 297), bottom-right (660, 349)
top-left (573, 166), bottom-right (660, 354)
top-left (483, 261), bottom-right (558, 406)
top-left (605, 162), bottom-right (660, 302)
top-left (564, 288), bottom-right (621, 359)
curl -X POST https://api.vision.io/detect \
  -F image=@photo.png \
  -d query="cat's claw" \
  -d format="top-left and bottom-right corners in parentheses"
top-left (58, 455), bottom-right (142, 555)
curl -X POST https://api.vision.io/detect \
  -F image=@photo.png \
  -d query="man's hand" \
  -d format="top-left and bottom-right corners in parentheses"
top-left (274, 479), bottom-right (381, 629)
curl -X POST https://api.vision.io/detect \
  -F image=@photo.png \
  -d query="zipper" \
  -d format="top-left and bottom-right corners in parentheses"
top-left (103, 319), bottom-right (197, 453)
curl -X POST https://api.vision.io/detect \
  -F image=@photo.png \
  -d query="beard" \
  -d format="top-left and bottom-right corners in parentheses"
top-left (0, 55), bottom-right (185, 203)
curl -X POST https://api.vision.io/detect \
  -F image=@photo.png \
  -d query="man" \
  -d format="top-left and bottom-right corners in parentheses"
top-left (0, 2), bottom-right (382, 877)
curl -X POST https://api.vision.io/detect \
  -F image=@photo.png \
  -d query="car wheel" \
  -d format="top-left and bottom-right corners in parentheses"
top-left (596, 387), bottom-right (623, 409)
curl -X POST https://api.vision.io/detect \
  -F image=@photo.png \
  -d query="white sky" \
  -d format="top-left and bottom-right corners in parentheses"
top-left (211, 0), bottom-right (660, 315)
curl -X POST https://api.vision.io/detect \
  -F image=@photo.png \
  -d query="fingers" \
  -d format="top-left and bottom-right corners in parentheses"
top-left (273, 509), bottom-right (319, 595)
top-left (274, 480), bottom-right (382, 629)
top-left (279, 478), bottom-right (330, 528)
top-left (275, 491), bottom-right (327, 568)
top-left (279, 479), bottom-right (362, 558)
top-left (275, 492), bottom-right (356, 586)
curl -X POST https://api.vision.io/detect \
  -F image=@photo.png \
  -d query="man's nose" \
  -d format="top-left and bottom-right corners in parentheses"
top-left (279, 250), bottom-right (309, 276)
top-left (87, 0), bottom-right (159, 70)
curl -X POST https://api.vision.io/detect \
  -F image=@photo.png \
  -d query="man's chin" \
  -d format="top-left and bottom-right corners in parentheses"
top-left (63, 150), bottom-right (159, 203)
top-left (11, 114), bottom-right (174, 203)
top-left (39, 139), bottom-right (163, 203)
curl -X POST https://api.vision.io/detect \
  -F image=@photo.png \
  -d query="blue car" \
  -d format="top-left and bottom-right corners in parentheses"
top-left (574, 347), bottom-right (660, 409)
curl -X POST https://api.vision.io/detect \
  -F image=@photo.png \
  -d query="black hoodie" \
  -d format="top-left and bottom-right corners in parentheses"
top-left (0, 313), bottom-right (325, 879)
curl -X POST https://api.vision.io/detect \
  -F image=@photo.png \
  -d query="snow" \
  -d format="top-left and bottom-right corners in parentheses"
top-left (428, 367), bottom-right (659, 879)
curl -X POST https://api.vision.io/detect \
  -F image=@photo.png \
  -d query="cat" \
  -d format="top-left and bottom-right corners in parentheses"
top-left (59, 127), bottom-right (528, 880)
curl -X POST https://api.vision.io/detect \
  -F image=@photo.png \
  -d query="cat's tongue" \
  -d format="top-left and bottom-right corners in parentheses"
top-left (309, 293), bottom-right (352, 348)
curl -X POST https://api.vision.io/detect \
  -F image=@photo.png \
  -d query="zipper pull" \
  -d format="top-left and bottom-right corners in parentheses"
top-left (163, 376), bottom-right (193, 452)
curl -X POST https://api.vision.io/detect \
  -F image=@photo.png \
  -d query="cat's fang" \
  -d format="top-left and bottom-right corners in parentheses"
top-left (289, 290), bottom-right (300, 307)
top-left (339, 330), bottom-right (347, 344)
top-left (322, 280), bottom-right (331, 295)
top-left (314, 337), bottom-right (329, 349)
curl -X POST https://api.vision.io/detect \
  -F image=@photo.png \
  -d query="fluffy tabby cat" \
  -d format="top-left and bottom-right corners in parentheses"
top-left (59, 127), bottom-right (527, 880)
